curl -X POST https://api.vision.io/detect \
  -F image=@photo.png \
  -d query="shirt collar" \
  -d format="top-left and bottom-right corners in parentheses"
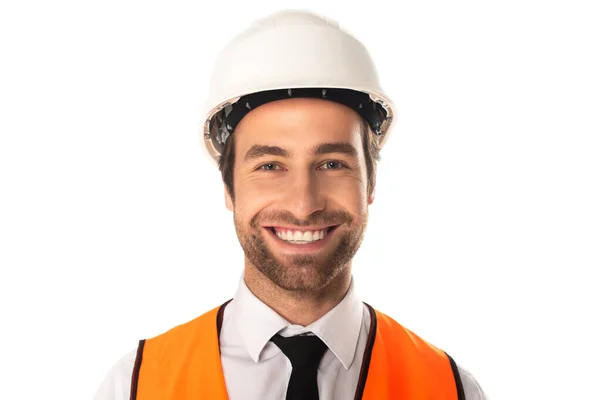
top-left (230, 273), bottom-right (364, 370)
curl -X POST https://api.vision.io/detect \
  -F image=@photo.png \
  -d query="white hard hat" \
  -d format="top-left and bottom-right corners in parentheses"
top-left (201, 9), bottom-right (396, 164)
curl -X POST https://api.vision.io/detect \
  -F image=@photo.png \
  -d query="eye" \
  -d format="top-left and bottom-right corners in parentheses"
top-left (318, 160), bottom-right (346, 170)
top-left (258, 163), bottom-right (282, 171)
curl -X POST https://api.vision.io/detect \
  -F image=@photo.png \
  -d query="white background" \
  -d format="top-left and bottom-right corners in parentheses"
top-left (1, 0), bottom-right (599, 399)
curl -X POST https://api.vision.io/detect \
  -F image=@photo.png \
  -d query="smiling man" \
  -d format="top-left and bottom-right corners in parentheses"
top-left (230, 98), bottom-right (370, 307)
top-left (95, 9), bottom-right (486, 400)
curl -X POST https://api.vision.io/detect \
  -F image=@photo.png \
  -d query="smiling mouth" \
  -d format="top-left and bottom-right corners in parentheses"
top-left (267, 226), bottom-right (338, 244)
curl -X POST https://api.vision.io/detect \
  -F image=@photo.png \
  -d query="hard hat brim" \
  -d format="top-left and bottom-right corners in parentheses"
top-left (200, 85), bottom-right (395, 165)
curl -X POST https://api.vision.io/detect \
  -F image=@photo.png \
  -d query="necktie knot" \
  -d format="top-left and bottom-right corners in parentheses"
top-left (270, 333), bottom-right (328, 369)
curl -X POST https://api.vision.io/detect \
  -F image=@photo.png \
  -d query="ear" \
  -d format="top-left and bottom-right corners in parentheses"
top-left (368, 187), bottom-right (375, 205)
top-left (224, 184), bottom-right (234, 211)
top-left (367, 173), bottom-right (376, 205)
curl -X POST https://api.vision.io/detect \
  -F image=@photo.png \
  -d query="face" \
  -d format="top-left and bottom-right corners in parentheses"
top-left (225, 98), bottom-right (374, 292)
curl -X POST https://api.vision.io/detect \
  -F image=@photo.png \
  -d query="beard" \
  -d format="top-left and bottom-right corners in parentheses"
top-left (233, 208), bottom-right (368, 292)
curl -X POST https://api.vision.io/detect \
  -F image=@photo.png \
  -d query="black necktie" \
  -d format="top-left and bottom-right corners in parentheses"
top-left (270, 333), bottom-right (328, 400)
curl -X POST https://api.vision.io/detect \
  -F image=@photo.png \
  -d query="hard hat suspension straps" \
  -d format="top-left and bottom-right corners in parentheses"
top-left (207, 87), bottom-right (389, 154)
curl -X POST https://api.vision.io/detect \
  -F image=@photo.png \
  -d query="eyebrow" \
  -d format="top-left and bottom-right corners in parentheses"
top-left (244, 145), bottom-right (290, 162)
top-left (314, 142), bottom-right (359, 158)
top-left (242, 142), bottom-right (359, 163)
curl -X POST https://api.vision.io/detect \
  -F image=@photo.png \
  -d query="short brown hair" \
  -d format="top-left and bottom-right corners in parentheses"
top-left (218, 118), bottom-right (380, 202)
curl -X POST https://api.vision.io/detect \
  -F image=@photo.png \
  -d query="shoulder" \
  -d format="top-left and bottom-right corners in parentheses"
top-left (457, 364), bottom-right (488, 400)
top-left (93, 349), bottom-right (137, 400)
top-left (142, 303), bottom-right (225, 360)
top-left (94, 304), bottom-right (226, 399)
top-left (151, 303), bottom-right (224, 341)
top-left (371, 306), bottom-right (488, 400)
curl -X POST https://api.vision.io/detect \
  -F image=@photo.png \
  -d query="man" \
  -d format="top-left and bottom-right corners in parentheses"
top-left (95, 9), bottom-right (487, 400)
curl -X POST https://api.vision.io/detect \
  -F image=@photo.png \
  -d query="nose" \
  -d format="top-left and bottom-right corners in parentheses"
top-left (281, 169), bottom-right (326, 221)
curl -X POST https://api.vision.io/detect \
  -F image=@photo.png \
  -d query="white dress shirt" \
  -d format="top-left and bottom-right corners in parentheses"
top-left (95, 275), bottom-right (487, 400)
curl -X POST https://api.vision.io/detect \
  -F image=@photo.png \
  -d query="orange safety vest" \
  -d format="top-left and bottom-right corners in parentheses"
top-left (130, 301), bottom-right (465, 400)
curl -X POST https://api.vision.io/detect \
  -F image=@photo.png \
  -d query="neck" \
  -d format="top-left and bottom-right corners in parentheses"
top-left (243, 262), bottom-right (353, 326)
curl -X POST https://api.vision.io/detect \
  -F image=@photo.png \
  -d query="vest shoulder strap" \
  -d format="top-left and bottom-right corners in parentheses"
top-left (359, 305), bottom-right (465, 400)
top-left (131, 300), bottom-right (231, 400)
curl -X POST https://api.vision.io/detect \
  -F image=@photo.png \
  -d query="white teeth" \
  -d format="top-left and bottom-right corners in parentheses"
top-left (274, 228), bottom-right (329, 244)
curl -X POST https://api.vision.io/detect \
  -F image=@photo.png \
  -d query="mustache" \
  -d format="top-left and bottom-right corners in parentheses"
top-left (251, 209), bottom-right (353, 228)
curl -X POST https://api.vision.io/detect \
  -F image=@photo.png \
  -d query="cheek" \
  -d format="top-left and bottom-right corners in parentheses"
top-left (233, 178), bottom-right (279, 218)
top-left (236, 176), bottom-right (282, 203)
top-left (245, 176), bottom-right (285, 192)
top-left (323, 174), bottom-right (368, 202)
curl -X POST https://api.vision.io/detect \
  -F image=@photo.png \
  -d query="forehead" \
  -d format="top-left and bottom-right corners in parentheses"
top-left (233, 98), bottom-right (363, 152)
